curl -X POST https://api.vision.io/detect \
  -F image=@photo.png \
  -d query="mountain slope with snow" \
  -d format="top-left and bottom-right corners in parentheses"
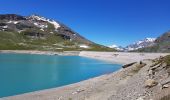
top-left (137, 31), bottom-right (170, 52)
top-left (109, 38), bottom-right (156, 51)
top-left (0, 14), bottom-right (114, 51)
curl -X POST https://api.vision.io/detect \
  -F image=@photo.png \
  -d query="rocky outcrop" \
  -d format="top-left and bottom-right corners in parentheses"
top-left (0, 14), bottom-right (26, 20)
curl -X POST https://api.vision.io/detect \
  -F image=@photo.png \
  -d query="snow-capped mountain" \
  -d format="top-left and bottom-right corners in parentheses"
top-left (108, 44), bottom-right (124, 51)
top-left (137, 31), bottom-right (170, 52)
top-left (0, 14), bottom-right (113, 51)
top-left (0, 14), bottom-right (93, 44)
top-left (125, 38), bottom-right (156, 51)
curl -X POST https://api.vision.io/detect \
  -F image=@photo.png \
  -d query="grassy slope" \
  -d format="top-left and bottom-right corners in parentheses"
top-left (0, 31), bottom-right (116, 51)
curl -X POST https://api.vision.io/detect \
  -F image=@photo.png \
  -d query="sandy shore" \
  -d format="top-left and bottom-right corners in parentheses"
top-left (0, 51), bottom-right (169, 100)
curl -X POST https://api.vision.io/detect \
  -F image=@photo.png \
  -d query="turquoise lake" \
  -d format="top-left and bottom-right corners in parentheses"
top-left (0, 53), bottom-right (121, 98)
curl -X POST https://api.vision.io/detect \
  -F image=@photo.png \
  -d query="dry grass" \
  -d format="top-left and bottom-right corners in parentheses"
top-left (164, 55), bottom-right (170, 66)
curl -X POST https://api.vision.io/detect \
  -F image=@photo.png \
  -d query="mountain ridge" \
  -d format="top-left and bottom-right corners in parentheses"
top-left (125, 38), bottom-right (156, 51)
top-left (109, 38), bottom-right (156, 51)
top-left (0, 14), bottom-right (114, 51)
top-left (137, 31), bottom-right (170, 52)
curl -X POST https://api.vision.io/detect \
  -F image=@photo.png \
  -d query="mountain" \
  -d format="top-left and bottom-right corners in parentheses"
top-left (125, 38), bottom-right (156, 51)
top-left (109, 38), bottom-right (156, 51)
top-left (108, 44), bottom-right (124, 51)
top-left (0, 14), bottom-right (114, 51)
top-left (137, 31), bottom-right (170, 52)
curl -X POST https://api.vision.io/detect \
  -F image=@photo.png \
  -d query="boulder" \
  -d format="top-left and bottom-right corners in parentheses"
top-left (137, 97), bottom-right (144, 100)
top-left (145, 79), bottom-right (158, 88)
top-left (122, 62), bottom-right (137, 68)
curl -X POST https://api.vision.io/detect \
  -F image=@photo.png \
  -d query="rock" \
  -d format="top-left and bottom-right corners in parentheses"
top-left (167, 68), bottom-right (170, 76)
top-left (145, 79), bottom-right (158, 88)
top-left (140, 61), bottom-right (143, 64)
top-left (137, 97), bottom-right (144, 100)
top-left (150, 63), bottom-right (161, 70)
top-left (0, 14), bottom-right (26, 20)
top-left (163, 84), bottom-right (169, 88)
top-left (148, 70), bottom-right (153, 78)
top-left (72, 88), bottom-right (85, 95)
top-left (122, 62), bottom-right (137, 68)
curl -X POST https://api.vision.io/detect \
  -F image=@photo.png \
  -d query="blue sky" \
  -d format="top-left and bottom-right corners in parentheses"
top-left (1, 0), bottom-right (170, 47)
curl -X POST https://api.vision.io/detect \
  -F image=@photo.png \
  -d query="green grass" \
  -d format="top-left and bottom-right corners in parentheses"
top-left (0, 30), bottom-right (116, 51)
top-left (86, 44), bottom-right (116, 51)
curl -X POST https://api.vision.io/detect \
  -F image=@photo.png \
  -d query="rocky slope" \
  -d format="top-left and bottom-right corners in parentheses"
top-left (0, 14), bottom-right (113, 51)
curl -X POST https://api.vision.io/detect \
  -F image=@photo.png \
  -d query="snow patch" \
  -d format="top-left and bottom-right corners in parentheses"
top-left (79, 45), bottom-right (89, 49)
top-left (34, 22), bottom-right (48, 29)
top-left (2, 26), bottom-right (8, 28)
top-left (30, 15), bottom-right (60, 30)
top-left (40, 29), bottom-right (44, 31)
top-left (109, 44), bottom-right (118, 48)
top-left (7, 21), bottom-right (19, 24)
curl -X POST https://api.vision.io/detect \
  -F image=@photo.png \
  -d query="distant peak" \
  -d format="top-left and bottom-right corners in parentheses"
top-left (108, 44), bottom-right (124, 51)
top-left (109, 44), bottom-right (118, 48)
top-left (125, 37), bottom-right (156, 51)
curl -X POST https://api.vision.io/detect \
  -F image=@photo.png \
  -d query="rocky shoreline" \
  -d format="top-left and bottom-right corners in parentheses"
top-left (0, 51), bottom-right (170, 100)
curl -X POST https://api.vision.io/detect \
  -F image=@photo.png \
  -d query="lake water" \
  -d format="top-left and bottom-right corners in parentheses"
top-left (0, 53), bottom-right (121, 98)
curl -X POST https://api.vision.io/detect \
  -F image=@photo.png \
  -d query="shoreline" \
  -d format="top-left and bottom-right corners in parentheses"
top-left (0, 50), bottom-right (80, 56)
top-left (0, 50), bottom-right (170, 100)
top-left (0, 50), bottom-right (169, 64)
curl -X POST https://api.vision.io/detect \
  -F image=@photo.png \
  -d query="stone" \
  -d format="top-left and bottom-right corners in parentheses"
top-left (145, 79), bottom-right (158, 88)
top-left (163, 84), bottom-right (169, 88)
top-left (122, 62), bottom-right (137, 68)
top-left (137, 97), bottom-right (144, 100)
top-left (148, 70), bottom-right (153, 78)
